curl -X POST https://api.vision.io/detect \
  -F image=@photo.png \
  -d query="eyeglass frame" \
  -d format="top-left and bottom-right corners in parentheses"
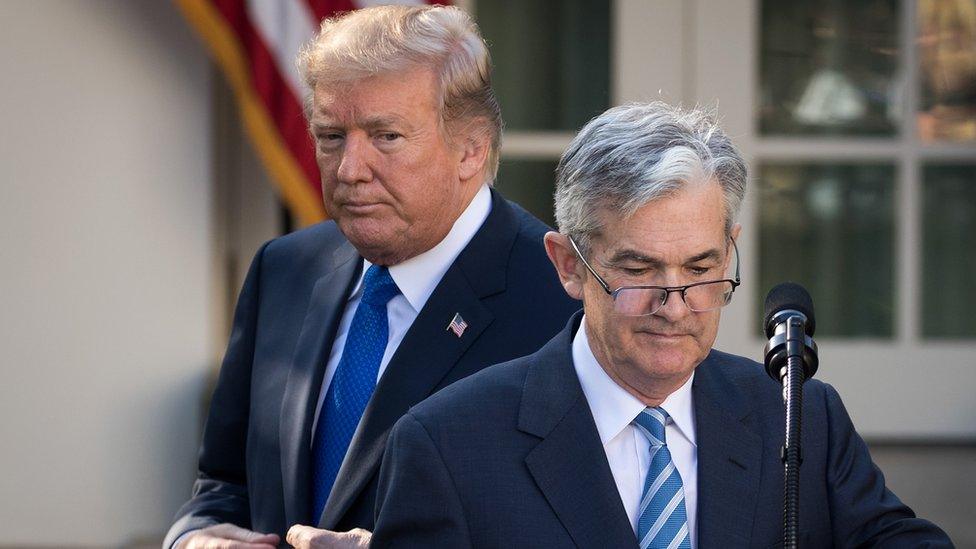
top-left (567, 234), bottom-right (742, 315)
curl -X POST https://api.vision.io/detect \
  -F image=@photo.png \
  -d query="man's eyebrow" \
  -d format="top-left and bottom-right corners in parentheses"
top-left (607, 249), bottom-right (664, 268)
top-left (309, 115), bottom-right (411, 132)
top-left (606, 247), bottom-right (724, 266)
top-left (309, 121), bottom-right (338, 132)
top-left (361, 115), bottom-right (409, 129)
top-left (687, 248), bottom-right (723, 264)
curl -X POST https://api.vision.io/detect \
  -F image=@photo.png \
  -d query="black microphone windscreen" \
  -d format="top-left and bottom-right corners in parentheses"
top-left (763, 282), bottom-right (816, 337)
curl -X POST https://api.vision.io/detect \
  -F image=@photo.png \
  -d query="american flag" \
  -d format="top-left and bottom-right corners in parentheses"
top-left (447, 313), bottom-right (468, 338)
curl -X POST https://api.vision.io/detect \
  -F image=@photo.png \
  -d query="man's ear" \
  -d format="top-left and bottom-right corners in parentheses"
top-left (457, 127), bottom-right (490, 182)
top-left (726, 222), bottom-right (742, 272)
top-left (730, 222), bottom-right (742, 243)
top-left (544, 232), bottom-right (586, 300)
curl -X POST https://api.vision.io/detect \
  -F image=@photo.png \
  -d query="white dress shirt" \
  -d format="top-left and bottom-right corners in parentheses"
top-left (572, 317), bottom-right (698, 547)
top-left (310, 184), bottom-right (492, 442)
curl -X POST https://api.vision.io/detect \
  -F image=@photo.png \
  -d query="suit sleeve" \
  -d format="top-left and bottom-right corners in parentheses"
top-left (824, 384), bottom-right (953, 547)
top-left (372, 412), bottom-right (473, 548)
top-left (163, 243), bottom-right (270, 549)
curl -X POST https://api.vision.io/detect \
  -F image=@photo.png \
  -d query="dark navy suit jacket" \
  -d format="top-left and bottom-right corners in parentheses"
top-left (164, 191), bottom-right (580, 548)
top-left (373, 312), bottom-right (952, 548)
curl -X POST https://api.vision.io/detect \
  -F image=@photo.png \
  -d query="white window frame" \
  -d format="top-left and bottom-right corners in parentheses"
top-left (492, 0), bottom-right (976, 439)
top-left (688, 0), bottom-right (975, 439)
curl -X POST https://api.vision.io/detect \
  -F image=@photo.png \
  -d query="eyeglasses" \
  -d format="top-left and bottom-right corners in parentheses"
top-left (568, 236), bottom-right (741, 317)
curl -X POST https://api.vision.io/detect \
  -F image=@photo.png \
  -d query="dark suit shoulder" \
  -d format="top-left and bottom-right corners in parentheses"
top-left (405, 355), bottom-right (534, 439)
top-left (248, 221), bottom-right (358, 292)
top-left (261, 221), bottom-right (345, 263)
top-left (506, 199), bottom-right (552, 239)
top-left (488, 198), bottom-right (578, 311)
top-left (504, 200), bottom-right (559, 268)
top-left (701, 349), bottom-right (863, 474)
top-left (703, 348), bottom-right (770, 383)
top-left (703, 348), bottom-right (834, 406)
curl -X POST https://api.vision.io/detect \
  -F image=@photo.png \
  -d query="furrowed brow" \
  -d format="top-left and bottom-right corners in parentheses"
top-left (308, 114), bottom-right (409, 132)
top-left (606, 249), bottom-right (664, 268)
top-left (362, 115), bottom-right (409, 130)
top-left (605, 247), bottom-right (724, 267)
top-left (686, 248), bottom-right (723, 264)
top-left (310, 121), bottom-right (338, 132)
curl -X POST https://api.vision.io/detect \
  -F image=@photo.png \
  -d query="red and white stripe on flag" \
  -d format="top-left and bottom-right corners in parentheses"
top-left (447, 312), bottom-right (468, 337)
top-left (175, 0), bottom-right (443, 227)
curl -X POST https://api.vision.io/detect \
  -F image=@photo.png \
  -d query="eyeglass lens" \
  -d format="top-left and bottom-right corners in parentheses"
top-left (612, 280), bottom-right (735, 316)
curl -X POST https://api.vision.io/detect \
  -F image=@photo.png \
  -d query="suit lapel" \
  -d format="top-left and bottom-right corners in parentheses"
top-left (693, 352), bottom-right (763, 548)
top-left (521, 314), bottom-right (637, 548)
top-left (279, 240), bottom-right (361, 529)
top-left (319, 269), bottom-right (493, 527)
top-left (518, 319), bottom-right (766, 548)
top-left (318, 191), bottom-right (517, 528)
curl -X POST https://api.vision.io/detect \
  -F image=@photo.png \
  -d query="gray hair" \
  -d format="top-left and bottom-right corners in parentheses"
top-left (298, 5), bottom-right (502, 181)
top-left (554, 102), bottom-right (747, 253)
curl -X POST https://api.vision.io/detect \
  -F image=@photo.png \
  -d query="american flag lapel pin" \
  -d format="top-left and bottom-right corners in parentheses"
top-left (446, 312), bottom-right (468, 338)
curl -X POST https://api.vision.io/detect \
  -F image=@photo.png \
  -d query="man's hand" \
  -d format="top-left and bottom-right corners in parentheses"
top-left (285, 525), bottom-right (371, 548)
top-left (175, 523), bottom-right (280, 549)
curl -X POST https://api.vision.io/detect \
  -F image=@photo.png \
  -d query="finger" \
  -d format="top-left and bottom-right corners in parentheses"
top-left (188, 534), bottom-right (279, 549)
top-left (286, 524), bottom-right (343, 548)
top-left (343, 528), bottom-right (372, 548)
top-left (286, 524), bottom-right (315, 547)
top-left (207, 523), bottom-right (280, 544)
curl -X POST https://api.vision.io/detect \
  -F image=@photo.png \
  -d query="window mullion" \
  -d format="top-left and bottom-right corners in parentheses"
top-left (500, 132), bottom-right (575, 160)
top-left (898, 0), bottom-right (920, 343)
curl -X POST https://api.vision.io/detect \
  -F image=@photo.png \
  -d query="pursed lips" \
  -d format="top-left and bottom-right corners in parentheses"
top-left (638, 329), bottom-right (690, 340)
top-left (341, 200), bottom-right (385, 214)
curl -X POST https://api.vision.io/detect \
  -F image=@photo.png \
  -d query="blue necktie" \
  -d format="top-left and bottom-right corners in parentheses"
top-left (633, 407), bottom-right (692, 549)
top-left (311, 265), bottom-right (399, 521)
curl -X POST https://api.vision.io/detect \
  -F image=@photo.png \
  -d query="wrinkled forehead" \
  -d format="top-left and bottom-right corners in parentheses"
top-left (309, 68), bottom-right (441, 123)
top-left (589, 184), bottom-right (731, 260)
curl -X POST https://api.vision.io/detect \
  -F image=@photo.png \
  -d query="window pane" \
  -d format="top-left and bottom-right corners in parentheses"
top-left (493, 159), bottom-right (559, 228)
top-left (759, 163), bottom-right (896, 337)
top-left (917, 0), bottom-right (976, 142)
top-left (759, 0), bottom-right (901, 136)
top-left (922, 164), bottom-right (976, 337)
top-left (477, 0), bottom-right (610, 131)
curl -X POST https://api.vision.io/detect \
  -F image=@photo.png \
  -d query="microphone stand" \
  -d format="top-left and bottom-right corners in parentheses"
top-left (765, 315), bottom-right (817, 549)
top-left (781, 316), bottom-right (806, 549)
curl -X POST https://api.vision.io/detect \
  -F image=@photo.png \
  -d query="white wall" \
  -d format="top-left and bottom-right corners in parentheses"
top-left (0, 1), bottom-right (214, 545)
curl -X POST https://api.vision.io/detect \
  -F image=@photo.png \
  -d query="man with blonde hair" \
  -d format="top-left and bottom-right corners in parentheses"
top-left (164, 5), bottom-right (578, 548)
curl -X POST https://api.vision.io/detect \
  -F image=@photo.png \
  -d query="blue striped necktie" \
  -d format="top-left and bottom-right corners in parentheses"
top-left (311, 264), bottom-right (400, 521)
top-left (632, 407), bottom-right (692, 549)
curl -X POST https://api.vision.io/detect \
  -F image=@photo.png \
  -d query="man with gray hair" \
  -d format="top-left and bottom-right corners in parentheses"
top-left (371, 102), bottom-right (951, 547)
top-left (165, 5), bottom-right (578, 549)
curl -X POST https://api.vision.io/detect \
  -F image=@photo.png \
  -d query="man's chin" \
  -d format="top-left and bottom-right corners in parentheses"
top-left (339, 223), bottom-right (398, 261)
top-left (639, 346), bottom-right (700, 378)
top-left (352, 243), bottom-right (405, 266)
top-left (635, 331), bottom-right (697, 352)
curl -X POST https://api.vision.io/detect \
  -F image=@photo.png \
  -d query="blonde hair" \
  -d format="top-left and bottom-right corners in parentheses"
top-left (298, 5), bottom-right (502, 181)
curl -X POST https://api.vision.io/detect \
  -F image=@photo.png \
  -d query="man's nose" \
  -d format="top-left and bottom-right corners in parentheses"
top-left (655, 287), bottom-right (692, 322)
top-left (336, 134), bottom-right (373, 184)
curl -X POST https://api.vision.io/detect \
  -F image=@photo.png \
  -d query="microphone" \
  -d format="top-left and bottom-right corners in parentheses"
top-left (762, 282), bottom-right (819, 549)
top-left (763, 282), bottom-right (818, 382)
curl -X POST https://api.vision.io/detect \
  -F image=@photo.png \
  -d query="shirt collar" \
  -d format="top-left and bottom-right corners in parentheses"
top-left (572, 315), bottom-right (697, 447)
top-left (350, 184), bottom-right (492, 312)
